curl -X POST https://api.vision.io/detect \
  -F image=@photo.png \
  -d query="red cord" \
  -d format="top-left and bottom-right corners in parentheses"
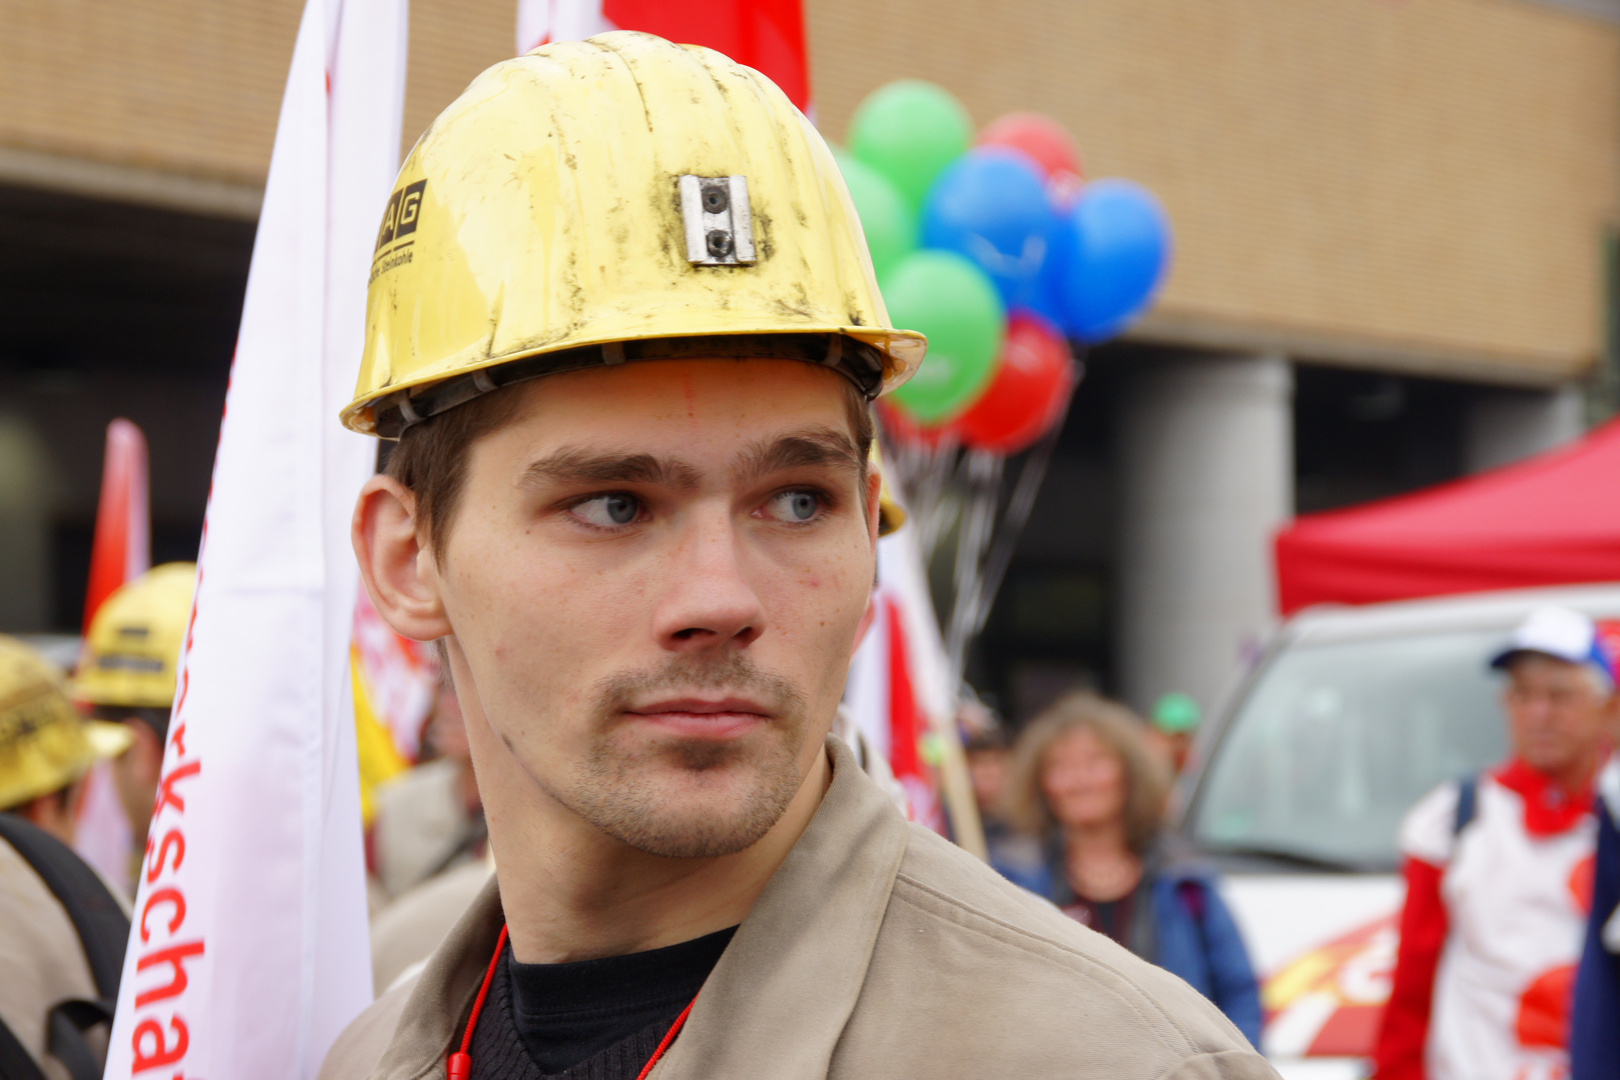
top-left (448, 922), bottom-right (695, 1080)
top-left (447, 923), bottom-right (510, 1080)
top-left (635, 996), bottom-right (697, 1080)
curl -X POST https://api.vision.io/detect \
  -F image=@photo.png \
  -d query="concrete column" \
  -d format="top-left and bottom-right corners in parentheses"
top-left (0, 413), bottom-right (52, 632)
top-left (1463, 386), bottom-right (1584, 473)
top-left (1116, 353), bottom-right (1293, 716)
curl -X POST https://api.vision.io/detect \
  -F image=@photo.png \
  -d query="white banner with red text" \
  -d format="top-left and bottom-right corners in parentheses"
top-left (100, 1), bottom-right (407, 1077)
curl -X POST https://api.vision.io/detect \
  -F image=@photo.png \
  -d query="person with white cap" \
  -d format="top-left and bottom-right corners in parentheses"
top-left (1374, 605), bottom-right (1617, 1080)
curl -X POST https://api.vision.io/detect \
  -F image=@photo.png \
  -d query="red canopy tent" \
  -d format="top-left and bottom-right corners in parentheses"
top-left (1275, 418), bottom-right (1620, 615)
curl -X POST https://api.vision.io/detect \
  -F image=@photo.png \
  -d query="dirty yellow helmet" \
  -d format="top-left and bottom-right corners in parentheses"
top-left (341, 31), bottom-right (927, 440)
top-left (0, 636), bottom-right (131, 811)
top-left (73, 562), bottom-right (196, 710)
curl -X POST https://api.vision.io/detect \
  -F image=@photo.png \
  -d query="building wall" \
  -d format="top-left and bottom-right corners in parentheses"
top-left (0, 0), bottom-right (511, 209)
top-left (810, 0), bottom-right (1620, 384)
top-left (4, 1), bottom-right (1613, 383)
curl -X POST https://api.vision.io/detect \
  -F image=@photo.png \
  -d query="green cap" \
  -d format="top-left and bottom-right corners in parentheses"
top-left (1151, 692), bottom-right (1201, 734)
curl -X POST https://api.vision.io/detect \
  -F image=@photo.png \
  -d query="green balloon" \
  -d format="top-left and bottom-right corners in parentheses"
top-left (883, 250), bottom-right (1005, 423)
top-left (832, 148), bottom-right (917, 280)
top-left (849, 80), bottom-right (973, 211)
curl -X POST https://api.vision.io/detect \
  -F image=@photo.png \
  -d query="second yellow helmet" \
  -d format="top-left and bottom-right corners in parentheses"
top-left (74, 562), bottom-right (197, 710)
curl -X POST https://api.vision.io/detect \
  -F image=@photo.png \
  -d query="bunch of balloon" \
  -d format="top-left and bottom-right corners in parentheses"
top-left (835, 83), bottom-right (1173, 681)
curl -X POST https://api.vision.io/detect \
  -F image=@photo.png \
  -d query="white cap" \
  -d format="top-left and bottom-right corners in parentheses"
top-left (1490, 606), bottom-right (1613, 684)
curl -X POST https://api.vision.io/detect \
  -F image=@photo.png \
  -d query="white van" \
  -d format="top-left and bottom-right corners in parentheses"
top-left (1175, 584), bottom-right (1620, 1078)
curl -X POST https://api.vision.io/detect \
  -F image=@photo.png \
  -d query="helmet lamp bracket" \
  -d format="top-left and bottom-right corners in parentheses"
top-left (680, 175), bottom-right (756, 266)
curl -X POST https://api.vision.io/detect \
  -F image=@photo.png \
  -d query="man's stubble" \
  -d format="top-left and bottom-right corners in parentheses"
top-left (556, 653), bottom-right (814, 858)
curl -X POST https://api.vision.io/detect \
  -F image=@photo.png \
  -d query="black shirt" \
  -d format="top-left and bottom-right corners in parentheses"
top-left (467, 926), bottom-right (737, 1080)
top-left (1061, 891), bottom-right (1135, 947)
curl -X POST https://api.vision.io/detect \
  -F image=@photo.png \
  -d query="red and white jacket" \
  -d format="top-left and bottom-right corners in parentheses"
top-left (1375, 760), bottom-right (1597, 1080)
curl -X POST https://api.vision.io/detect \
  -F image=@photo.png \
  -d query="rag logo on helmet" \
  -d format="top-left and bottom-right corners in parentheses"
top-left (371, 180), bottom-right (427, 284)
top-left (375, 179), bottom-right (427, 251)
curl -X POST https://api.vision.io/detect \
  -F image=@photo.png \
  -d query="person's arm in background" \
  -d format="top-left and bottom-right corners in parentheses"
top-left (1372, 856), bottom-right (1446, 1080)
top-left (1572, 778), bottom-right (1620, 1080)
top-left (1373, 781), bottom-right (1461, 1080)
top-left (1195, 879), bottom-right (1264, 1050)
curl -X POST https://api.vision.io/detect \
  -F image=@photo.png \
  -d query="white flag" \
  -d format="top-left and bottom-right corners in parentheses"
top-left (102, 0), bottom-right (408, 1076)
top-left (516, 0), bottom-right (614, 55)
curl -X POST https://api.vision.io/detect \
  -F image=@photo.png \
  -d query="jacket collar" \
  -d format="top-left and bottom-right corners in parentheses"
top-left (369, 735), bottom-right (910, 1080)
top-left (653, 735), bottom-right (910, 1079)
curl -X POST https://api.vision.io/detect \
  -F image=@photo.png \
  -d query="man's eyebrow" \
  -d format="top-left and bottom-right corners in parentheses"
top-left (736, 427), bottom-right (863, 483)
top-left (520, 448), bottom-right (701, 490)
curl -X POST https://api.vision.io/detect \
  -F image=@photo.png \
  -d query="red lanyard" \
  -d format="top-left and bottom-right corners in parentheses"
top-left (446, 924), bottom-right (698, 1080)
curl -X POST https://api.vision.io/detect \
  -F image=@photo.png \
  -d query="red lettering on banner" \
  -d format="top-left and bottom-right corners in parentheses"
top-left (135, 941), bottom-right (205, 1007)
top-left (131, 552), bottom-right (202, 1078)
top-left (131, 1015), bottom-right (189, 1073)
top-left (152, 760), bottom-right (201, 819)
top-left (140, 887), bottom-right (186, 942)
top-left (146, 830), bottom-right (186, 883)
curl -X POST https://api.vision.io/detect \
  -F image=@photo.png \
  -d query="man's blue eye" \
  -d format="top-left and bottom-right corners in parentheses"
top-left (574, 494), bottom-right (639, 527)
top-left (767, 491), bottom-right (820, 522)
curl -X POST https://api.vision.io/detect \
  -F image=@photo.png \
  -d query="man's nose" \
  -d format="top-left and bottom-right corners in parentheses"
top-left (651, 508), bottom-right (766, 652)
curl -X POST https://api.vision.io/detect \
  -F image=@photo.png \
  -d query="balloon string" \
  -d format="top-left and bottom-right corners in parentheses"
top-left (964, 399), bottom-right (1070, 644)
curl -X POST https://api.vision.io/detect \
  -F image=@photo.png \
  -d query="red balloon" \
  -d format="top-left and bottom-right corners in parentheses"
top-left (955, 311), bottom-right (1078, 455)
top-left (976, 112), bottom-right (1085, 183)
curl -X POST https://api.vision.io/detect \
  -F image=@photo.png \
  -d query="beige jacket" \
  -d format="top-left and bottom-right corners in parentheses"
top-left (322, 737), bottom-right (1277, 1079)
top-left (0, 834), bottom-right (105, 1080)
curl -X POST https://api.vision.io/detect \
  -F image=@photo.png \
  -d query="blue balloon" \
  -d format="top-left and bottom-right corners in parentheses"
top-left (1051, 179), bottom-right (1172, 343)
top-left (921, 148), bottom-right (1059, 310)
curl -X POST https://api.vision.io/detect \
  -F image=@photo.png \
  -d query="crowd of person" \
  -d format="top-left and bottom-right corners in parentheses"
top-left (6, 566), bottom-right (1620, 1078)
top-left (958, 601), bottom-right (1620, 1079)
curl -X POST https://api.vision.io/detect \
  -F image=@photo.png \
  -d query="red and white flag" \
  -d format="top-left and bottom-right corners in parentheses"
top-left (101, 0), bottom-right (408, 1076)
top-left (74, 419), bottom-right (152, 896)
top-left (82, 419), bottom-right (151, 630)
top-left (516, 0), bottom-right (811, 112)
top-left (845, 526), bottom-right (955, 832)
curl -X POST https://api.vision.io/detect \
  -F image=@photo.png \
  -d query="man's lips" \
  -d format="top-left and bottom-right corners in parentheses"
top-left (624, 697), bottom-right (772, 739)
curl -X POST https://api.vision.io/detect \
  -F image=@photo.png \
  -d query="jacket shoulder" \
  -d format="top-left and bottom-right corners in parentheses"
top-left (318, 975), bottom-right (419, 1080)
top-left (838, 823), bottom-right (1273, 1076)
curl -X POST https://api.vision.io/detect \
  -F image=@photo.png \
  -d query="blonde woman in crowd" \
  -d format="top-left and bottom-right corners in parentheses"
top-left (1005, 691), bottom-right (1263, 1046)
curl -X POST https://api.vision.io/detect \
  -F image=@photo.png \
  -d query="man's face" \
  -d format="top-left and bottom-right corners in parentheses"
top-left (1503, 653), bottom-right (1614, 778)
top-left (434, 358), bottom-right (878, 859)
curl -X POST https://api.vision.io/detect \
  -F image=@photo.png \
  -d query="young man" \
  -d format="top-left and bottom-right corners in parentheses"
top-left (324, 33), bottom-right (1274, 1080)
top-left (1375, 606), bottom-right (1616, 1080)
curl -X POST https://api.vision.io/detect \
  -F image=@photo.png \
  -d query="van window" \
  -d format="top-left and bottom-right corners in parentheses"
top-left (1189, 630), bottom-right (1508, 870)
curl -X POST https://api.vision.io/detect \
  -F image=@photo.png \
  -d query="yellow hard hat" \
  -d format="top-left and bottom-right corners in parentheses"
top-left (0, 636), bottom-right (131, 811)
top-left (341, 31), bottom-right (927, 438)
top-left (73, 562), bottom-right (196, 710)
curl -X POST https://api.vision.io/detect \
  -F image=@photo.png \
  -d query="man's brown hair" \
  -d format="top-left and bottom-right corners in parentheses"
top-left (385, 367), bottom-right (876, 560)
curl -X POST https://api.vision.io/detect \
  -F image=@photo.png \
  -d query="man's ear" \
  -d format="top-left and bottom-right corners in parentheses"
top-left (352, 475), bottom-right (453, 642)
top-left (865, 467), bottom-right (883, 546)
